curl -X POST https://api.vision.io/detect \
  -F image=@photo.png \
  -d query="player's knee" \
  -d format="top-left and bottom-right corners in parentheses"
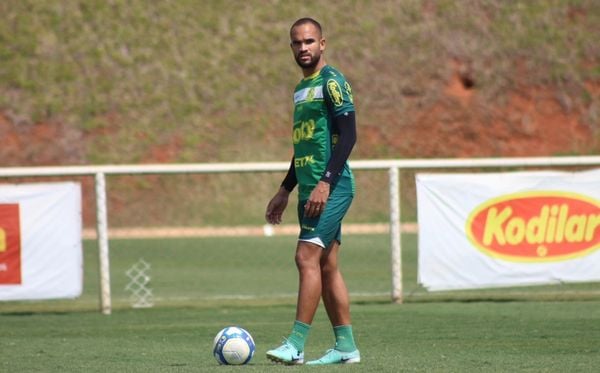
top-left (320, 258), bottom-right (338, 276)
top-left (295, 255), bottom-right (320, 273)
top-left (295, 244), bottom-right (321, 271)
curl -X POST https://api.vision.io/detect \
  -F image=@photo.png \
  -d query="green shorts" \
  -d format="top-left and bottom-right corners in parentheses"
top-left (297, 189), bottom-right (354, 249)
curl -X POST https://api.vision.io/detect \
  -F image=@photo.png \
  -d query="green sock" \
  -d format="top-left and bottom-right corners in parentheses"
top-left (334, 325), bottom-right (357, 352)
top-left (288, 320), bottom-right (310, 352)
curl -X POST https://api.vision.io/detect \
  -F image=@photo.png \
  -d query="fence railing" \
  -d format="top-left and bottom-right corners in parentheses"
top-left (3, 156), bottom-right (600, 314)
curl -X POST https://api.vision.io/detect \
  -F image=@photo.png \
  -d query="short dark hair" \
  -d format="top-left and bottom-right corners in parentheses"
top-left (290, 17), bottom-right (322, 37)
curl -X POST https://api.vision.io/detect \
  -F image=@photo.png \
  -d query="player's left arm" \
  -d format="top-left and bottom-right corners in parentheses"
top-left (321, 71), bottom-right (357, 185)
top-left (320, 111), bottom-right (356, 185)
top-left (305, 72), bottom-right (356, 217)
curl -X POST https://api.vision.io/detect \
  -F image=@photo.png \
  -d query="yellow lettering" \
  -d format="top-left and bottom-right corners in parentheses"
top-left (481, 202), bottom-right (600, 247)
top-left (303, 120), bottom-right (315, 140)
top-left (294, 155), bottom-right (314, 168)
top-left (506, 217), bottom-right (525, 245)
top-left (327, 79), bottom-right (343, 106)
top-left (584, 214), bottom-right (600, 241)
top-left (545, 205), bottom-right (559, 243)
top-left (293, 120), bottom-right (316, 144)
top-left (0, 228), bottom-right (5, 252)
top-left (526, 205), bottom-right (548, 244)
top-left (483, 207), bottom-right (511, 245)
top-left (555, 204), bottom-right (568, 242)
top-left (293, 127), bottom-right (302, 144)
top-left (565, 215), bottom-right (586, 242)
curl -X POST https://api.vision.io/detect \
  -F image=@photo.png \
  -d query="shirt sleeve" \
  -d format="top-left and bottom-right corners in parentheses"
top-left (280, 157), bottom-right (297, 192)
top-left (323, 72), bottom-right (355, 116)
top-left (321, 69), bottom-right (357, 184)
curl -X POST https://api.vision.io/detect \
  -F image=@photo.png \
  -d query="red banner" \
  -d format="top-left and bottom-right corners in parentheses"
top-left (0, 204), bottom-right (22, 284)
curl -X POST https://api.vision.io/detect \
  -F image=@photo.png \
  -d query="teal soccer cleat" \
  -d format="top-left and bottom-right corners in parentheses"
top-left (266, 339), bottom-right (304, 365)
top-left (306, 348), bottom-right (361, 365)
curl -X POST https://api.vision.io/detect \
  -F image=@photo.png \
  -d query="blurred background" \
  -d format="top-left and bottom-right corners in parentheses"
top-left (1, 0), bottom-right (598, 228)
top-left (1, 0), bottom-right (599, 310)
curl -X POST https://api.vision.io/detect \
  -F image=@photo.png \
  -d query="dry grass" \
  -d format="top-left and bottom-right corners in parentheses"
top-left (1, 0), bottom-right (598, 162)
top-left (1, 0), bottom-right (598, 225)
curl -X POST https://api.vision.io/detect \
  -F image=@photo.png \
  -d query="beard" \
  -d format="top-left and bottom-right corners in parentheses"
top-left (295, 52), bottom-right (321, 69)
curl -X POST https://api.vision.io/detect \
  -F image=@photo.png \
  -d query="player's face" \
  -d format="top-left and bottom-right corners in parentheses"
top-left (290, 23), bottom-right (325, 70)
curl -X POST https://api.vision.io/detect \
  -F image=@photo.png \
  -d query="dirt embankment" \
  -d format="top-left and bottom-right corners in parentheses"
top-left (2, 68), bottom-right (599, 229)
top-left (361, 64), bottom-right (599, 159)
top-left (2, 80), bottom-right (598, 166)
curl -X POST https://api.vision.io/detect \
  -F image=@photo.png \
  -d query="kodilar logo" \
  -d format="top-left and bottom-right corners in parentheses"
top-left (466, 192), bottom-right (600, 262)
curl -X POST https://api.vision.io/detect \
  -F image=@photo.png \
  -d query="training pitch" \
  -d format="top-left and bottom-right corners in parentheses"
top-left (1, 234), bottom-right (599, 372)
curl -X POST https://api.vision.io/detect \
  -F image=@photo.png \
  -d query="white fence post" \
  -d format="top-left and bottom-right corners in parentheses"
top-left (2, 156), bottom-right (600, 312)
top-left (389, 167), bottom-right (403, 303)
top-left (95, 172), bottom-right (112, 315)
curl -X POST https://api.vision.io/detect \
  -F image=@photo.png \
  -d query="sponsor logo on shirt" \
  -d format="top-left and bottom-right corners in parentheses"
top-left (293, 120), bottom-right (316, 144)
top-left (294, 155), bottom-right (315, 168)
top-left (327, 79), bottom-right (344, 107)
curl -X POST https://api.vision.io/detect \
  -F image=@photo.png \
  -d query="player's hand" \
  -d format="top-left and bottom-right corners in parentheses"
top-left (304, 181), bottom-right (330, 218)
top-left (265, 187), bottom-right (290, 225)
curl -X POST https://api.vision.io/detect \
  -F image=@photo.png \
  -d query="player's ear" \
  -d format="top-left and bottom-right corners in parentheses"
top-left (319, 38), bottom-right (326, 51)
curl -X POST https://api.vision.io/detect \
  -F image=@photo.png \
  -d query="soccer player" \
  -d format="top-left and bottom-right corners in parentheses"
top-left (265, 17), bottom-right (360, 365)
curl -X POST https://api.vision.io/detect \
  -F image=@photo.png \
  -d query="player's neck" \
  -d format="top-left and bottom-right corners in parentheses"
top-left (302, 60), bottom-right (326, 78)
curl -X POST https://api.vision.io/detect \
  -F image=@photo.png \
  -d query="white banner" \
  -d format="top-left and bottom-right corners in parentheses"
top-left (0, 182), bottom-right (82, 300)
top-left (416, 169), bottom-right (600, 291)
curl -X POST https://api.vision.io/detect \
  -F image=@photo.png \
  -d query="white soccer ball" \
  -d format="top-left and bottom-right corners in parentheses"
top-left (213, 326), bottom-right (255, 365)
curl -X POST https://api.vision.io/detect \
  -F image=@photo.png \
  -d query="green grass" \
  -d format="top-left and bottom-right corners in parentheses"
top-left (1, 234), bottom-right (599, 371)
top-left (3, 233), bottom-right (598, 313)
top-left (2, 301), bottom-right (599, 372)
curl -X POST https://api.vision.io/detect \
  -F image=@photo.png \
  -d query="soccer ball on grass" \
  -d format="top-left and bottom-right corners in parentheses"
top-left (213, 326), bottom-right (255, 365)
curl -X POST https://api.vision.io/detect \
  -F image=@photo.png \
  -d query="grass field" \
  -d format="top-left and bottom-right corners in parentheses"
top-left (2, 233), bottom-right (599, 371)
top-left (2, 301), bottom-right (599, 372)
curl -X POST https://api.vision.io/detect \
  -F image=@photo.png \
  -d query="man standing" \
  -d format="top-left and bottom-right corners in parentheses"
top-left (265, 17), bottom-right (360, 365)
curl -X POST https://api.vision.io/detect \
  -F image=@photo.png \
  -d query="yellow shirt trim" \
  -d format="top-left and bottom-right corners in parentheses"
top-left (303, 68), bottom-right (323, 81)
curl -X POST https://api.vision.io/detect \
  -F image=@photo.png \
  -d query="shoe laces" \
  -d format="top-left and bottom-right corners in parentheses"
top-left (279, 338), bottom-right (295, 351)
top-left (315, 348), bottom-right (337, 361)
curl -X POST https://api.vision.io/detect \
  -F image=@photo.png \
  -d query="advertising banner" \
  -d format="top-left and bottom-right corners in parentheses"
top-left (0, 182), bottom-right (82, 300)
top-left (416, 169), bottom-right (600, 291)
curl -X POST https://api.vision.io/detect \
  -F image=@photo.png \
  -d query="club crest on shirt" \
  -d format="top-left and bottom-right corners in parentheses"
top-left (327, 79), bottom-right (344, 107)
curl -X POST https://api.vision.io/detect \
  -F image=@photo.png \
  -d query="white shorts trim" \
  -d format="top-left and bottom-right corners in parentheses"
top-left (299, 237), bottom-right (325, 249)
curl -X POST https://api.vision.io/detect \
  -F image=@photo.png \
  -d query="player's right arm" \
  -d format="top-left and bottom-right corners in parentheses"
top-left (265, 158), bottom-right (296, 224)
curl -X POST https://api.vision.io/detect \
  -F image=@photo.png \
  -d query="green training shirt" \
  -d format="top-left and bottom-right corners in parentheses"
top-left (292, 64), bottom-right (356, 200)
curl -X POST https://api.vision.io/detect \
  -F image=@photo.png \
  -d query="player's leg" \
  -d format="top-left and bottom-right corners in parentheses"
top-left (266, 240), bottom-right (322, 365)
top-left (319, 240), bottom-right (351, 326)
top-left (306, 192), bottom-right (360, 365)
top-left (305, 240), bottom-right (360, 365)
top-left (295, 240), bottom-right (324, 324)
top-left (266, 201), bottom-right (324, 365)
top-left (317, 193), bottom-right (353, 328)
